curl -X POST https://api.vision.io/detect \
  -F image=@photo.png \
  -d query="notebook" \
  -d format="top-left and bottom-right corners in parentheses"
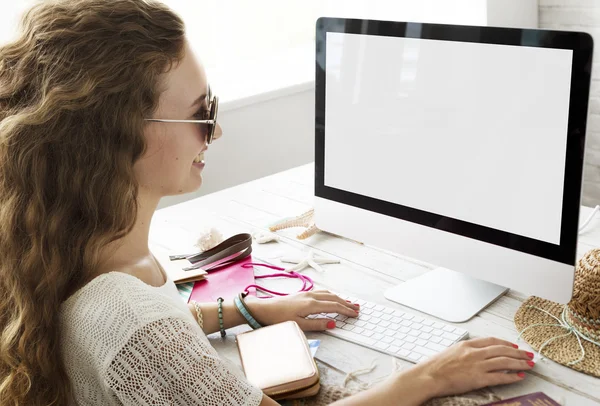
top-left (189, 255), bottom-right (256, 303)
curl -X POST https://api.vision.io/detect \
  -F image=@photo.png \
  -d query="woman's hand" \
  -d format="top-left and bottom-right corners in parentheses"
top-left (413, 337), bottom-right (535, 398)
top-left (244, 290), bottom-right (360, 331)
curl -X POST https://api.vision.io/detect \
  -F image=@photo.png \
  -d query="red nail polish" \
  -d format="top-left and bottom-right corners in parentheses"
top-left (346, 300), bottom-right (351, 303)
top-left (526, 351), bottom-right (534, 359)
top-left (355, 304), bottom-right (360, 308)
top-left (512, 344), bottom-right (519, 349)
top-left (327, 320), bottom-right (336, 329)
top-left (527, 361), bottom-right (535, 367)
top-left (517, 372), bottom-right (525, 378)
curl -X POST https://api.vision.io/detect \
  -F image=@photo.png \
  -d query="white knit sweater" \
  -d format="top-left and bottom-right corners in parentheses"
top-left (59, 271), bottom-right (263, 406)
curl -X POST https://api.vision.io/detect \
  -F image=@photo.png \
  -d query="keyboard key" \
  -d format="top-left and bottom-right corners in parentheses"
top-left (389, 323), bottom-right (400, 331)
top-left (401, 320), bottom-right (413, 327)
top-left (335, 315), bottom-right (348, 321)
top-left (360, 315), bottom-right (372, 321)
top-left (384, 329), bottom-right (396, 337)
top-left (391, 317), bottom-right (403, 324)
top-left (413, 345), bottom-right (438, 357)
top-left (346, 318), bottom-right (356, 325)
top-left (413, 317), bottom-right (424, 323)
top-left (395, 333), bottom-right (407, 340)
top-left (329, 328), bottom-right (377, 347)
top-left (408, 352), bottom-right (422, 362)
top-left (454, 328), bottom-right (467, 337)
top-left (375, 326), bottom-right (386, 334)
top-left (371, 317), bottom-right (382, 324)
top-left (443, 325), bottom-right (456, 333)
top-left (356, 299), bottom-right (367, 306)
top-left (382, 336), bottom-right (394, 344)
top-left (374, 305), bottom-right (385, 311)
top-left (326, 313), bottom-right (338, 319)
top-left (421, 327), bottom-right (433, 333)
top-left (342, 324), bottom-right (355, 331)
top-left (405, 336), bottom-right (417, 343)
top-left (403, 314), bottom-right (414, 321)
top-left (425, 342), bottom-right (447, 352)
top-left (402, 342), bottom-right (416, 350)
top-left (397, 348), bottom-right (411, 358)
top-left (379, 321), bottom-right (391, 328)
top-left (412, 323), bottom-right (424, 330)
top-left (364, 302), bottom-right (376, 309)
top-left (432, 329), bottom-right (444, 336)
top-left (335, 321), bottom-right (346, 328)
top-left (441, 339), bottom-right (454, 347)
top-left (422, 320), bottom-right (434, 326)
top-left (383, 308), bottom-right (394, 315)
top-left (375, 342), bottom-right (390, 351)
top-left (433, 322), bottom-right (445, 329)
top-left (372, 333), bottom-right (384, 341)
top-left (381, 314), bottom-right (392, 321)
top-left (415, 339), bottom-right (427, 347)
top-left (355, 321), bottom-right (366, 327)
top-left (363, 330), bottom-right (374, 337)
top-left (353, 327), bottom-right (364, 334)
top-left (400, 327), bottom-right (411, 334)
top-left (361, 308), bottom-right (374, 315)
top-left (430, 336), bottom-right (442, 344)
top-left (408, 330), bottom-right (420, 337)
top-left (419, 333), bottom-right (432, 340)
top-left (364, 323), bottom-right (377, 331)
top-left (388, 345), bottom-right (400, 354)
top-left (393, 310), bottom-right (405, 317)
top-left (443, 332), bottom-right (460, 341)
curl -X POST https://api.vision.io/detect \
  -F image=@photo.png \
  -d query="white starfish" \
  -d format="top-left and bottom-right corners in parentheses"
top-left (280, 250), bottom-right (340, 273)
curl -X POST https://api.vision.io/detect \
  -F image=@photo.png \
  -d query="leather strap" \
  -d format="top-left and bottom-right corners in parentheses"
top-left (169, 233), bottom-right (252, 272)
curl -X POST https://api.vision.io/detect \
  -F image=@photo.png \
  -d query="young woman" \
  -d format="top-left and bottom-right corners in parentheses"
top-left (0, 1), bottom-right (534, 405)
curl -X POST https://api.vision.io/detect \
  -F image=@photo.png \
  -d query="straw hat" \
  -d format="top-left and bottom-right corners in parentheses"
top-left (514, 248), bottom-right (600, 377)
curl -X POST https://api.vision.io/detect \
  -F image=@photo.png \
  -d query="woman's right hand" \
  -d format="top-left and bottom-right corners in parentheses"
top-left (414, 337), bottom-right (535, 398)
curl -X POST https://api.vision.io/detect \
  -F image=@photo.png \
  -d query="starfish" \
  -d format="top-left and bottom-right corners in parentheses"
top-left (280, 250), bottom-right (340, 273)
top-left (268, 208), bottom-right (320, 240)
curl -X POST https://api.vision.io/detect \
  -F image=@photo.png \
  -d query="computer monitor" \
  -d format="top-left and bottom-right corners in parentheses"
top-left (314, 18), bottom-right (593, 322)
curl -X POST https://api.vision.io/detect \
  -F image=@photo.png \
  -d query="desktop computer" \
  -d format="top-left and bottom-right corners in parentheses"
top-left (313, 18), bottom-right (593, 328)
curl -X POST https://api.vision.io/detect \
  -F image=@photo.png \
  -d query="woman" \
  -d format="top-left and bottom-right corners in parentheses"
top-left (0, 1), bottom-right (535, 405)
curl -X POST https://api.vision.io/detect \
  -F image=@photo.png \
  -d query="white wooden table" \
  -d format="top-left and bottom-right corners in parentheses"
top-left (150, 163), bottom-right (600, 405)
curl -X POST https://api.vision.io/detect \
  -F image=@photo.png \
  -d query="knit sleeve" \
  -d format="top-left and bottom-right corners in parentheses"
top-left (104, 317), bottom-right (264, 406)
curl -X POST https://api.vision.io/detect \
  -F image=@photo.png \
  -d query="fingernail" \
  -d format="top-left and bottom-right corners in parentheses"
top-left (327, 320), bottom-right (336, 329)
top-left (527, 361), bottom-right (535, 367)
top-left (346, 300), bottom-right (351, 303)
top-left (355, 304), bottom-right (360, 308)
top-left (526, 351), bottom-right (534, 359)
top-left (517, 372), bottom-right (525, 378)
top-left (512, 344), bottom-right (519, 349)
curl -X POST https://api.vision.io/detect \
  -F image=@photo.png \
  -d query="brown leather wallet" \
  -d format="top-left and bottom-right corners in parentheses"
top-left (236, 321), bottom-right (321, 401)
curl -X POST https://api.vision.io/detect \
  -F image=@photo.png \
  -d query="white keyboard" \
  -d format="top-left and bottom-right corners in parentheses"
top-left (308, 293), bottom-right (469, 364)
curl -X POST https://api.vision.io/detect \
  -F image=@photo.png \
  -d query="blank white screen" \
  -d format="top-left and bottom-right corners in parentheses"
top-left (324, 32), bottom-right (573, 244)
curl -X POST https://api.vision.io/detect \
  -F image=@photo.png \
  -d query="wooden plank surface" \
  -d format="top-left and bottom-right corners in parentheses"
top-left (151, 163), bottom-right (600, 405)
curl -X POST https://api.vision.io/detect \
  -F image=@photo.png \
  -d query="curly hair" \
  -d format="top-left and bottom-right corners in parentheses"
top-left (0, 0), bottom-right (185, 404)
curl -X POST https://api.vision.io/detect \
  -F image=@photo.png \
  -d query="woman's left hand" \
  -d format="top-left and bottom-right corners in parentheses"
top-left (244, 290), bottom-right (360, 331)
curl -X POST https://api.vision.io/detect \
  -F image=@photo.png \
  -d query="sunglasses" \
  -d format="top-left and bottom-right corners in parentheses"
top-left (144, 86), bottom-right (219, 144)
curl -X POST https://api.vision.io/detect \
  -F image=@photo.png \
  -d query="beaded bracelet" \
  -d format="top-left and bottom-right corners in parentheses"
top-left (217, 297), bottom-right (226, 338)
top-left (190, 300), bottom-right (204, 330)
top-left (234, 293), bottom-right (263, 330)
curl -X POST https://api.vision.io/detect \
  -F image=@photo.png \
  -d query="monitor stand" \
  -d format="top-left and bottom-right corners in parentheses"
top-left (384, 268), bottom-right (508, 323)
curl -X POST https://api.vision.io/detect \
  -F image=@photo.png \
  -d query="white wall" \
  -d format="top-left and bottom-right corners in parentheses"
top-left (539, 0), bottom-right (600, 207)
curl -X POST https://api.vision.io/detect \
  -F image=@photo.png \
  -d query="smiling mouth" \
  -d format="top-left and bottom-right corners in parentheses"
top-left (193, 152), bottom-right (204, 164)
